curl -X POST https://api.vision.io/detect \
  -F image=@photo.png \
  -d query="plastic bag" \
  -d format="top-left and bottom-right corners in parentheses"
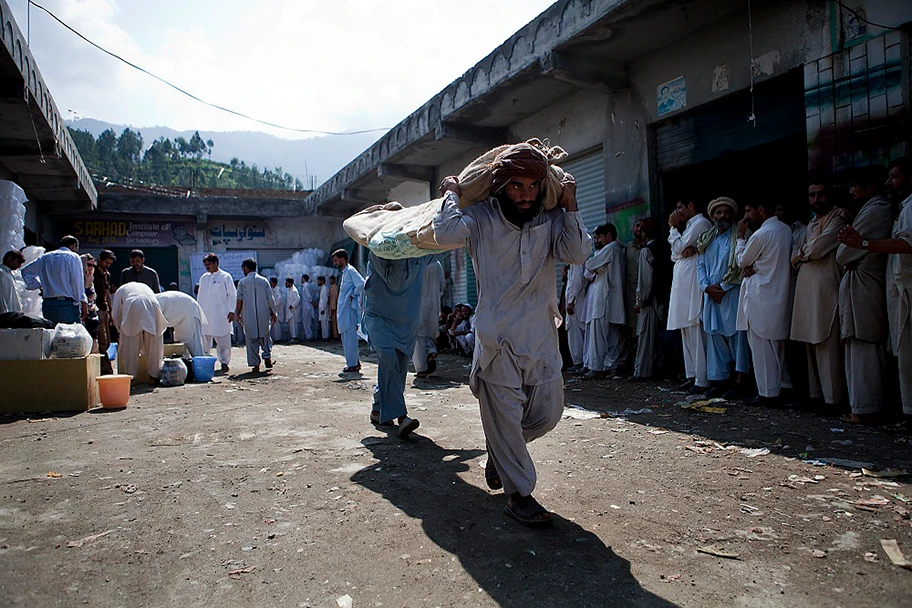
top-left (160, 358), bottom-right (188, 387)
top-left (50, 322), bottom-right (93, 359)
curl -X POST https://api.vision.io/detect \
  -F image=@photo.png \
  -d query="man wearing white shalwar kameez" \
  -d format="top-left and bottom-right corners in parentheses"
top-left (838, 157), bottom-right (912, 427)
top-left (155, 291), bottom-right (207, 357)
top-left (735, 200), bottom-right (794, 403)
top-left (317, 276), bottom-right (331, 340)
top-left (564, 263), bottom-right (587, 372)
top-left (667, 201), bottom-right (712, 392)
top-left (0, 250), bottom-right (24, 314)
top-left (112, 282), bottom-right (168, 383)
top-left (582, 224), bottom-right (626, 379)
top-left (197, 254), bottom-right (237, 371)
top-left (413, 260), bottom-right (444, 376)
top-left (269, 278), bottom-right (284, 343)
top-left (282, 278), bottom-right (301, 341)
top-left (236, 259), bottom-right (277, 372)
top-left (433, 145), bottom-right (590, 528)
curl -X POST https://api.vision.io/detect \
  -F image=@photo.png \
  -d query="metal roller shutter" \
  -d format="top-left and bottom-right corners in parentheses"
top-left (563, 148), bottom-right (606, 235)
top-left (655, 70), bottom-right (804, 174)
top-left (555, 149), bottom-right (604, 292)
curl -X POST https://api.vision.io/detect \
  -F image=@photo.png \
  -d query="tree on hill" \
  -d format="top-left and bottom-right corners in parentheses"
top-left (68, 127), bottom-right (304, 191)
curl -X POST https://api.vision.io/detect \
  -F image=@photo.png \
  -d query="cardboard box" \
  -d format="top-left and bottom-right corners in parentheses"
top-left (0, 354), bottom-right (101, 413)
top-left (163, 343), bottom-right (185, 358)
top-left (0, 328), bottom-right (54, 360)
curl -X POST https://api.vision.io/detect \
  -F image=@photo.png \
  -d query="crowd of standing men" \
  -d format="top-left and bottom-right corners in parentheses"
top-left (562, 156), bottom-right (912, 430)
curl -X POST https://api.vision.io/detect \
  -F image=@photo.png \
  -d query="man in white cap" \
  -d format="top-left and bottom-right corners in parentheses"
top-left (197, 253), bottom-right (236, 372)
top-left (667, 200), bottom-right (712, 394)
top-left (695, 197), bottom-right (751, 398)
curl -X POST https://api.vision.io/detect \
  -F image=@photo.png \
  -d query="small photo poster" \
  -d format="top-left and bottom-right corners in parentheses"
top-left (657, 76), bottom-right (686, 116)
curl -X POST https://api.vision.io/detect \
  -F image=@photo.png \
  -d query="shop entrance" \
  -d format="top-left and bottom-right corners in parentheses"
top-left (109, 246), bottom-right (178, 291)
top-left (654, 69), bottom-right (808, 221)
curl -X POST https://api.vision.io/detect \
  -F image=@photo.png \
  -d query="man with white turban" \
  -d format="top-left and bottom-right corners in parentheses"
top-left (696, 197), bottom-right (751, 398)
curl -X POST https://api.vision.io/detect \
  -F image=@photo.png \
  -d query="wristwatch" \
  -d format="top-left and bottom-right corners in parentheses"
top-left (862, 239), bottom-right (869, 249)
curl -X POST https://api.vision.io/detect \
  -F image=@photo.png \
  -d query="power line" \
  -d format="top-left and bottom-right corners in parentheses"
top-left (27, 1), bottom-right (392, 136)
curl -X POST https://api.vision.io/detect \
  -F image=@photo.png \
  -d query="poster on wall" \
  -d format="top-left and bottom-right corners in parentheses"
top-left (190, 250), bottom-right (257, 287)
top-left (657, 76), bottom-right (686, 117)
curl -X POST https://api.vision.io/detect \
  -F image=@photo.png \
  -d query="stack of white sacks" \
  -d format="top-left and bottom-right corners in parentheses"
top-left (273, 248), bottom-right (338, 284)
top-left (0, 181), bottom-right (42, 316)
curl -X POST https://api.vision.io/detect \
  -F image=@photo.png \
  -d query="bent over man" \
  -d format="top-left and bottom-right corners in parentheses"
top-left (433, 144), bottom-right (591, 528)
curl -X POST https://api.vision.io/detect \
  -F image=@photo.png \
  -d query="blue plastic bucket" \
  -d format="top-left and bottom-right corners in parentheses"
top-left (191, 356), bottom-right (217, 382)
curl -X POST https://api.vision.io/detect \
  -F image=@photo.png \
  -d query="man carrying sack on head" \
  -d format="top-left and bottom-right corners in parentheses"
top-left (432, 143), bottom-right (591, 528)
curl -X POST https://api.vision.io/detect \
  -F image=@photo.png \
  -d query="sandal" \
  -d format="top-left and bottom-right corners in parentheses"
top-left (370, 410), bottom-right (394, 427)
top-left (503, 495), bottom-right (553, 528)
top-left (485, 458), bottom-right (503, 491)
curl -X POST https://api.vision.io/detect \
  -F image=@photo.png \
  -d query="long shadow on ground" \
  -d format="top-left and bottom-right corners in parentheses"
top-left (351, 436), bottom-right (679, 608)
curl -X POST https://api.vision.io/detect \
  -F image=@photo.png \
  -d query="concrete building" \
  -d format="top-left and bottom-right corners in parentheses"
top-left (306, 0), bottom-right (912, 307)
top-left (51, 185), bottom-right (347, 292)
top-left (0, 0), bottom-right (96, 242)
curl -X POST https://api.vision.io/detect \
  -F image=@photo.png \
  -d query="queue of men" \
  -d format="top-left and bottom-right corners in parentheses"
top-left (561, 156), bottom-right (912, 432)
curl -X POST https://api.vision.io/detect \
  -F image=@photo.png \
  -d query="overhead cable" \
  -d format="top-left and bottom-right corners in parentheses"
top-left (27, 1), bottom-right (392, 136)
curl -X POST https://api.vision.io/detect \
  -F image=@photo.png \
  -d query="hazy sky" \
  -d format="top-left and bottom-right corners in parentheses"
top-left (10, 0), bottom-right (556, 139)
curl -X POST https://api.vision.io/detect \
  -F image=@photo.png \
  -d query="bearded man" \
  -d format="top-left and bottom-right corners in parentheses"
top-left (695, 197), bottom-right (752, 398)
top-left (834, 165), bottom-right (893, 423)
top-left (790, 181), bottom-right (851, 410)
top-left (433, 144), bottom-right (591, 528)
top-left (838, 158), bottom-right (912, 427)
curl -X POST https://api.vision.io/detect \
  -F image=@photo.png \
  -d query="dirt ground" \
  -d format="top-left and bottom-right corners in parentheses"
top-left (1, 341), bottom-right (911, 607)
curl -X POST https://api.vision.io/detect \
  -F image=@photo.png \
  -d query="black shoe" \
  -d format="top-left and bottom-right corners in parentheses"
top-left (687, 384), bottom-right (709, 395)
top-left (723, 385), bottom-right (753, 401)
top-left (264, 358), bottom-right (274, 369)
top-left (743, 395), bottom-right (781, 408)
top-left (678, 378), bottom-right (695, 390)
top-left (705, 384), bottom-right (729, 398)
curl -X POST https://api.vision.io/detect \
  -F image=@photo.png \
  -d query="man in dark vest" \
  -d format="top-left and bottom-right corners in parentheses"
top-left (631, 217), bottom-right (671, 380)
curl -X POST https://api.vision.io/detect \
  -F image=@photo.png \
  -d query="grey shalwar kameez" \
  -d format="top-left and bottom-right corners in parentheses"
top-left (432, 192), bottom-right (590, 497)
top-left (237, 272), bottom-right (277, 368)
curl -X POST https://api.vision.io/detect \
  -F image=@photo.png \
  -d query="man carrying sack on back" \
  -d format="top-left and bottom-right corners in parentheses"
top-left (432, 143), bottom-right (591, 528)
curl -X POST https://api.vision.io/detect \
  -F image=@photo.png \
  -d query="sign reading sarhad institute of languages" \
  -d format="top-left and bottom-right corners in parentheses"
top-left (67, 219), bottom-right (198, 247)
top-left (657, 76), bottom-right (686, 116)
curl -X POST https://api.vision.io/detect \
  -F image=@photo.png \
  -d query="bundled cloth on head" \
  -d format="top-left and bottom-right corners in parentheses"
top-left (342, 139), bottom-right (568, 260)
top-left (695, 196), bottom-right (749, 286)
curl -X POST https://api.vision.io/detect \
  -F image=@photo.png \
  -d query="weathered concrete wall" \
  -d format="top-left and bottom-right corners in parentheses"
top-left (387, 181), bottom-right (431, 208)
top-left (629, 1), bottom-right (828, 124)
